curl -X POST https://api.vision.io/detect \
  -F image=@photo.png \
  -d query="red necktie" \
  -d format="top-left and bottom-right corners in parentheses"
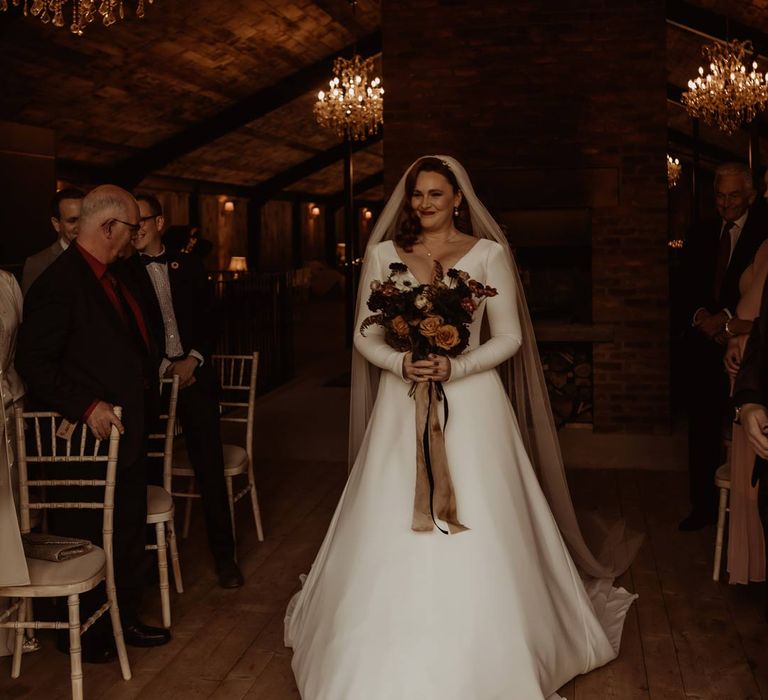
top-left (714, 221), bottom-right (735, 300)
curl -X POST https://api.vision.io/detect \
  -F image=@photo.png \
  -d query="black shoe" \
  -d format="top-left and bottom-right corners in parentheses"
top-left (122, 622), bottom-right (171, 647)
top-left (679, 509), bottom-right (717, 531)
top-left (56, 631), bottom-right (117, 664)
top-left (216, 559), bottom-right (244, 589)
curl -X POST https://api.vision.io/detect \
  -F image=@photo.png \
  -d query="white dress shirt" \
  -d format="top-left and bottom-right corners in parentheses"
top-left (141, 248), bottom-right (203, 374)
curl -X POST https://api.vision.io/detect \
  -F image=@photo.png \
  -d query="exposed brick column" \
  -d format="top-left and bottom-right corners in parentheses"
top-left (382, 0), bottom-right (669, 432)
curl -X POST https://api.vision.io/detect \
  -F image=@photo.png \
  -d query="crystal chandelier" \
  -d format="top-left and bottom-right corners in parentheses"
top-left (682, 39), bottom-right (768, 134)
top-left (0, 0), bottom-right (154, 35)
top-left (667, 155), bottom-right (681, 189)
top-left (314, 55), bottom-right (384, 141)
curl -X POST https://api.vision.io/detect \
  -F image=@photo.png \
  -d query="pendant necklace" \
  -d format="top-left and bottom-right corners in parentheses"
top-left (420, 232), bottom-right (457, 259)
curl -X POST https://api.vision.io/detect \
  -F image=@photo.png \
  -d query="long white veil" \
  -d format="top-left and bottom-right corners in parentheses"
top-left (349, 155), bottom-right (641, 579)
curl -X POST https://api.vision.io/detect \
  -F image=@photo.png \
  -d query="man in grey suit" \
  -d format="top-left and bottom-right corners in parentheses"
top-left (22, 187), bottom-right (84, 295)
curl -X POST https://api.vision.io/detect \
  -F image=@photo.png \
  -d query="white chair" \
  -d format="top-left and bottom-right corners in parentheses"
top-left (713, 462), bottom-right (731, 581)
top-left (0, 407), bottom-right (131, 700)
top-left (173, 352), bottom-right (264, 546)
top-left (145, 376), bottom-right (183, 628)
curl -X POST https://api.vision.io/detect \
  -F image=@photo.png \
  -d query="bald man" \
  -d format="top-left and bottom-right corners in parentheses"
top-left (17, 185), bottom-right (170, 661)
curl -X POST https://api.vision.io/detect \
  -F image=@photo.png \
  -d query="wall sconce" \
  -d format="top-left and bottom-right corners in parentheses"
top-left (223, 200), bottom-right (235, 212)
top-left (309, 203), bottom-right (321, 217)
top-left (362, 208), bottom-right (373, 220)
top-left (228, 256), bottom-right (248, 272)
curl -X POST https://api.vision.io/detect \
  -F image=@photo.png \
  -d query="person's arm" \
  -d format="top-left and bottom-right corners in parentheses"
top-left (21, 257), bottom-right (36, 297)
top-left (448, 242), bottom-right (523, 382)
top-left (184, 255), bottom-right (216, 364)
top-left (16, 276), bottom-right (97, 421)
top-left (353, 244), bottom-right (409, 380)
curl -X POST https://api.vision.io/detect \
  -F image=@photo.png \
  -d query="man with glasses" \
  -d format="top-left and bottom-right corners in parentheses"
top-left (18, 185), bottom-right (170, 663)
top-left (680, 163), bottom-right (768, 531)
top-left (130, 193), bottom-right (243, 588)
top-left (22, 187), bottom-right (84, 295)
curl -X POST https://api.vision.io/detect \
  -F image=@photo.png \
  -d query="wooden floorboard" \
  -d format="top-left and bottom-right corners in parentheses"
top-left (3, 457), bottom-right (768, 699)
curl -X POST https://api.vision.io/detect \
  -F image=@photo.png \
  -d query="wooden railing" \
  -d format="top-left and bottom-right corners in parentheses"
top-left (211, 269), bottom-right (311, 394)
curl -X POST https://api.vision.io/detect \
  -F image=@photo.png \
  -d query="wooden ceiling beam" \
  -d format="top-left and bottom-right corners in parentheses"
top-left (327, 169), bottom-right (383, 208)
top-left (249, 132), bottom-right (382, 201)
top-left (112, 30), bottom-right (382, 188)
top-left (667, 128), bottom-right (743, 165)
top-left (666, 0), bottom-right (768, 58)
top-left (312, 0), bottom-right (370, 35)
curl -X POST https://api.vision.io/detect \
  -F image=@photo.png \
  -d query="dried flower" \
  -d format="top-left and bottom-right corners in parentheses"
top-left (389, 262), bottom-right (408, 273)
top-left (461, 298), bottom-right (476, 314)
top-left (434, 325), bottom-right (460, 350)
top-left (419, 315), bottom-right (443, 337)
top-left (380, 283), bottom-right (397, 296)
top-left (414, 294), bottom-right (432, 310)
top-left (391, 315), bottom-right (410, 337)
top-left (370, 280), bottom-right (382, 291)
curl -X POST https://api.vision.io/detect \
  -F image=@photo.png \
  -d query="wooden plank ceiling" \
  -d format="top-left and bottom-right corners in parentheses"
top-left (4, 0), bottom-right (768, 198)
top-left (0, 0), bottom-right (383, 199)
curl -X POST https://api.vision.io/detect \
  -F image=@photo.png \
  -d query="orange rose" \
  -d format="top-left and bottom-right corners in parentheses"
top-left (419, 315), bottom-right (444, 337)
top-left (434, 324), bottom-right (460, 350)
top-left (391, 315), bottom-right (410, 337)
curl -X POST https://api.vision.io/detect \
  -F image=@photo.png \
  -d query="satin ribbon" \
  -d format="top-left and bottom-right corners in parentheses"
top-left (410, 380), bottom-right (469, 535)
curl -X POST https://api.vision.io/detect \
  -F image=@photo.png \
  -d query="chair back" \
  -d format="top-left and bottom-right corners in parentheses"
top-left (13, 405), bottom-right (122, 561)
top-left (147, 377), bottom-right (180, 492)
top-left (211, 352), bottom-right (259, 462)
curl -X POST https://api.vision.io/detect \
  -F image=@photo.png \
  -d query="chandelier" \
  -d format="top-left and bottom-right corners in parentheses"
top-left (667, 155), bottom-right (681, 189)
top-left (682, 39), bottom-right (768, 134)
top-left (0, 0), bottom-right (154, 35)
top-left (314, 55), bottom-right (384, 141)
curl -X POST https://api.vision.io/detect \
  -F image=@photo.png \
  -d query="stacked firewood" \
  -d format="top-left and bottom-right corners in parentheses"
top-left (540, 345), bottom-right (593, 428)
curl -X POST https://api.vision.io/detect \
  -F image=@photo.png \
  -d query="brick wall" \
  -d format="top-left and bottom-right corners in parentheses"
top-left (382, 0), bottom-right (670, 433)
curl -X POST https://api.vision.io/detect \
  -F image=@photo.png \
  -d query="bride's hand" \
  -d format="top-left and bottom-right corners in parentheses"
top-left (403, 353), bottom-right (452, 382)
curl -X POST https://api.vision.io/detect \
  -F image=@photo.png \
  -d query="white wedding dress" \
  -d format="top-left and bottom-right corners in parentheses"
top-left (285, 238), bottom-right (636, 699)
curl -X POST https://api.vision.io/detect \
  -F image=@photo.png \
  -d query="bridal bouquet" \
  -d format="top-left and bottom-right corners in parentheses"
top-left (360, 260), bottom-right (497, 537)
top-left (360, 261), bottom-right (497, 361)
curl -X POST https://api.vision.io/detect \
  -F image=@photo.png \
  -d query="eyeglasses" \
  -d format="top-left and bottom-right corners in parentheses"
top-left (139, 215), bottom-right (158, 227)
top-left (107, 218), bottom-right (142, 235)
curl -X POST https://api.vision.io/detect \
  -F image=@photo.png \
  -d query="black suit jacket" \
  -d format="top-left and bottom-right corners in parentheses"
top-left (129, 250), bottom-right (218, 363)
top-left (16, 245), bottom-right (160, 466)
top-left (682, 206), bottom-right (768, 321)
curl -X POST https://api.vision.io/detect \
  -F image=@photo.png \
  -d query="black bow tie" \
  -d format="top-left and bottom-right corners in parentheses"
top-left (141, 253), bottom-right (167, 266)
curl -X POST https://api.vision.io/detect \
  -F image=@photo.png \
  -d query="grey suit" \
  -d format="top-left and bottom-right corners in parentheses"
top-left (22, 240), bottom-right (64, 295)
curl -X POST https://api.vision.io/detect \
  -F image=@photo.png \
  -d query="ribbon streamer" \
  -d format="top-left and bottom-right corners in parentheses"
top-left (411, 380), bottom-right (469, 535)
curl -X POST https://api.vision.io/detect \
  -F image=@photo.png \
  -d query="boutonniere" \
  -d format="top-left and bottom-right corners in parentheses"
top-left (170, 261), bottom-right (180, 270)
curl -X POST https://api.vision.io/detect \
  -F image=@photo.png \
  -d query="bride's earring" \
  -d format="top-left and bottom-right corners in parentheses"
top-left (453, 206), bottom-right (459, 217)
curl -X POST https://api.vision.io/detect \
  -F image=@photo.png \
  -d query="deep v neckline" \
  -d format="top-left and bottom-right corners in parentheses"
top-left (390, 239), bottom-right (483, 286)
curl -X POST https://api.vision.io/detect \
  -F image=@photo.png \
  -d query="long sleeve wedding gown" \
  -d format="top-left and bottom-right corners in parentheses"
top-left (285, 238), bottom-right (636, 699)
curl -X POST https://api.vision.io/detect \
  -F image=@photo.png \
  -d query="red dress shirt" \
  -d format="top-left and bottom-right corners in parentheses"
top-left (75, 243), bottom-right (150, 418)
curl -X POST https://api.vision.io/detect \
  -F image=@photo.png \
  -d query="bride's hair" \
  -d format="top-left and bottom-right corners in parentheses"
top-left (395, 156), bottom-right (472, 251)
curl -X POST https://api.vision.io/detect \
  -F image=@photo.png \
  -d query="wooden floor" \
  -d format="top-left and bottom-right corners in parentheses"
top-left (1, 356), bottom-right (767, 699)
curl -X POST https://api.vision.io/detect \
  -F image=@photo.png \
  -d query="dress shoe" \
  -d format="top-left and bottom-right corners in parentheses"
top-left (123, 621), bottom-right (171, 647)
top-left (216, 559), bottom-right (244, 589)
top-left (56, 631), bottom-right (117, 664)
top-left (678, 509), bottom-right (717, 531)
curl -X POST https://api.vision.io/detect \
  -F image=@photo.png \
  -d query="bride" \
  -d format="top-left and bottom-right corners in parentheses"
top-left (285, 155), bottom-right (640, 699)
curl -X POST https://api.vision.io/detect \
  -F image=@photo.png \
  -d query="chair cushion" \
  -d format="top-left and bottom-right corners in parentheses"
top-left (147, 485), bottom-right (174, 522)
top-left (715, 462), bottom-right (731, 488)
top-left (173, 442), bottom-right (248, 475)
top-left (0, 548), bottom-right (107, 597)
top-left (222, 444), bottom-right (248, 474)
